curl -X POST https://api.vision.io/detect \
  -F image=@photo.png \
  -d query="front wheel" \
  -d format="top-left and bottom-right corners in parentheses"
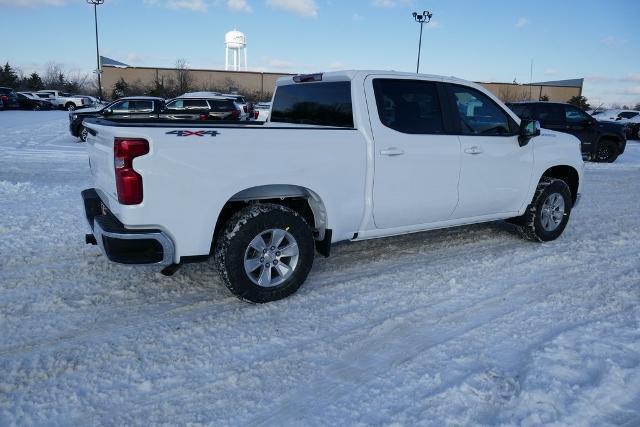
top-left (66, 103), bottom-right (76, 111)
top-left (78, 126), bottom-right (88, 142)
top-left (518, 177), bottom-right (573, 242)
top-left (214, 203), bottom-right (315, 303)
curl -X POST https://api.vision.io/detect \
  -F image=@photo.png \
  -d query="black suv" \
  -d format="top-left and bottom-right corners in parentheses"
top-left (0, 87), bottom-right (19, 109)
top-left (161, 97), bottom-right (240, 120)
top-left (69, 97), bottom-right (165, 142)
top-left (508, 102), bottom-right (626, 162)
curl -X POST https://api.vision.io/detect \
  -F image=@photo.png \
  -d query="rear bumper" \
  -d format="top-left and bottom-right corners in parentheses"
top-left (82, 188), bottom-right (175, 266)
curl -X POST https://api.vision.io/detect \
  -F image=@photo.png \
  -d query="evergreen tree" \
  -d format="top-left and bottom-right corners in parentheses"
top-left (567, 95), bottom-right (590, 111)
top-left (111, 78), bottom-right (129, 99)
top-left (25, 72), bottom-right (44, 90)
top-left (0, 62), bottom-right (19, 87)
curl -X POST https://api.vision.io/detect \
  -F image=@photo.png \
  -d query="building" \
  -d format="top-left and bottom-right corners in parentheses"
top-left (100, 56), bottom-right (583, 102)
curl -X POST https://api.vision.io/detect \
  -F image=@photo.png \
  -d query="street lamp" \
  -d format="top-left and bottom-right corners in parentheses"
top-left (412, 10), bottom-right (433, 74)
top-left (87, 0), bottom-right (105, 99)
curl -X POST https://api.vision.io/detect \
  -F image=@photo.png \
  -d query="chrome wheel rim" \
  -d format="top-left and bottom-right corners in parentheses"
top-left (597, 144), bottom-right (612, 161)
top-left (244, 228), bottom-right (299, 287)
top-left (540, 192), bottom-right (565, 232)
top-left (80, 128), bottom-right (88, 141)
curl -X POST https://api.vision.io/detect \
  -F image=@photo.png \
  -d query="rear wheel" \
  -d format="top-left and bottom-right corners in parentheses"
top-left (214, 203), bottom-right (315, 303)
top-left (518, 177), bottom-right (573, 242)
top-left (594, 140), bottom-right (618, 163)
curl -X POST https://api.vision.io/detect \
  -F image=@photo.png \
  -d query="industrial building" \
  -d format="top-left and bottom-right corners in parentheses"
top-left (100, 56), bottom-right (583, 102)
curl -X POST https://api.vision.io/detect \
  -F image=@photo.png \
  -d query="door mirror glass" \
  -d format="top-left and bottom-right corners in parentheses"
top-left (103, 108), bottom-right (113, 116)
top-left (518, 119), bottom-right (540, 146)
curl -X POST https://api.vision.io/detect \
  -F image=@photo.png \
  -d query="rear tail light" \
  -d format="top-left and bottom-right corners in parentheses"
top-left (254, 111), bottom-right (259, 119)
top-left (199, 113), bottom-right (209, 120)
top-left (114, 138), bottom-right (149, 205)
top-left (231, 109), bottom-right (240, 119)
top-left (1, 95), bottom-right (7, 103)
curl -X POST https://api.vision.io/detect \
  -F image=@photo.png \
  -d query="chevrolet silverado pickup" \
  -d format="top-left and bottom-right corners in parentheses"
top-left (81, 70), bottom-right (584, 303)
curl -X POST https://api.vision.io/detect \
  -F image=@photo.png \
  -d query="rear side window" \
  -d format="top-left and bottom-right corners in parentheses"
top-left (535, 104), bottom-right (564, 123)
top-left (112, 101), bottom-right (131, 113)
top-left (372, 79), bottom-right (443, 134)
top-left (619, 111), bottom-right (639, 119)
top-left (509, 104), bottom-right (533, 120)
top-left (271, 81), bottom-right (353, 127)
top-left (450, 85), bottom-right (513, 135)
top-left (131, 100), bottom-right (153, 112)
top-left (564, 106), bottom-right (590, 123)
top-left (208, 99), bottom-right (236, 111)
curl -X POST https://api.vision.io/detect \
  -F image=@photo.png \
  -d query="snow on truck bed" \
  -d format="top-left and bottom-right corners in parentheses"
top-left (0, 110), bottom-right (639, 425)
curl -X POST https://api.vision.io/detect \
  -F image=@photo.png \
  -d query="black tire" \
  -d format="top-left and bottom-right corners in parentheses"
top-left (214, 203), bottom-right (315, 303)
top-left (79, 126), bottom-right (88, 143)
top-left (594, 140), bottom-right (618, 163)
top-left (65, 103), bottom-right (76, 111)
top-left (519, 177), bottom-right (573, 242)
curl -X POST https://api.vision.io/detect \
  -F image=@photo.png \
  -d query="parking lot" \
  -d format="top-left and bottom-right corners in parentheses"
top-left (0, 110), bottom-right (638, 424)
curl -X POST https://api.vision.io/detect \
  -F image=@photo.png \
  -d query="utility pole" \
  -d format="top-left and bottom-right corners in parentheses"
top-left (87, 0), bottom-right (105, 99)
top-left (412, 10), bottom-right (433, 74)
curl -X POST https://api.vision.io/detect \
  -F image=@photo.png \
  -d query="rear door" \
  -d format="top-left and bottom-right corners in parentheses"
top-left (445, 84), bottom-right (533, 218)
top-left (366, 76), bottom-right (461, 229)
top-left (161, 99), bottom-right (208, 120)
top-left (129, 100), bottom-right (159, 120)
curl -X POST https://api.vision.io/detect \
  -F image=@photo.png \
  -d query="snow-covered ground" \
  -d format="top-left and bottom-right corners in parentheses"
top-left (1, 110), bottom-right (639, 425)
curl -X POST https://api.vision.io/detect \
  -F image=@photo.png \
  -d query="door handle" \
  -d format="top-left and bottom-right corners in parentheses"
top-left (464, 146), bottom-right (483, 155)
top-left (380, 147), bottom-right (405, 156)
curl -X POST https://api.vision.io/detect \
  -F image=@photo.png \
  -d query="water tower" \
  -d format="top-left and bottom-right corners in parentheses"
top-left (225, 30), bottom-right (247, 71)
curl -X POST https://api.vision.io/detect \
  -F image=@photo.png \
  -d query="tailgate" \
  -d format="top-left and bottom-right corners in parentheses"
top-left (85, 122), bottom-right (118, 203)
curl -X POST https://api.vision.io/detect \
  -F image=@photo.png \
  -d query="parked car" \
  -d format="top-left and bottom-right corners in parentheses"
top-left (508, 101), bottom-right (626, 162)
top-left (16, 92), bottom-right (54, 110)
top-left (69, 96), bottom-right (165, 142)
top-left (72, 94), bottom-right (101, 107)
top-left (162, 96), bottom-right (240, 120)
top-left (0, 87), bottom-right (19, 109)
top-left (81, 70), bottom-right (584, 303)
top-left (252, 102), bottom-right (272, 121)
top-left (593, 109), bottom-right (640, 140)
top-left (222, 93), bottom-right (252, 120)
top-left (37, 90), bottom-right (90, 110)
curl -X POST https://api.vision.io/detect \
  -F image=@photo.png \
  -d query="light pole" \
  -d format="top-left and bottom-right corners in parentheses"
top-left (87, 0), bottom-right (105, 99)
top-left (412, 10), bottom-right (433, 74)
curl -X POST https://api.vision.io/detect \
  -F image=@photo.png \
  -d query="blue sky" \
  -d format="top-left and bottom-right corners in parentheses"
top-left (1, 0), bottom-right (639, 106)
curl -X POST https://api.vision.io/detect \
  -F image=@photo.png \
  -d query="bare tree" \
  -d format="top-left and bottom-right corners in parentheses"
top-left (174, 59), bottom-right (194, 95)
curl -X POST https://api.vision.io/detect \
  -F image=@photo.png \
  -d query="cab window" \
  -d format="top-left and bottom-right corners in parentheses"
top-left (449, 85), bottom-right (513, 135)
top-left (111, 101), bottom-right (130, 113)
top-left (564, 106), bottom-right (590, 123)
top-left (534, 104), bottom-right (564, 123)
top-left (372, 79), bottom-right (444, 134)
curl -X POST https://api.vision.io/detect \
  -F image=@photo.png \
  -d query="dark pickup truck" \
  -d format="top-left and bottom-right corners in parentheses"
top-left (508, 101), bottom-right (626, 162)
top-left (70, 96), bottom-right (241, 142)
top-left (70, 97), bottom-right (165, 142)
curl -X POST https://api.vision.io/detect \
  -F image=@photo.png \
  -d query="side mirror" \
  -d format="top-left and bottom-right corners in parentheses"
top-left (103, 108), bottom-right (113, 116)
top-left (518, 119), bottom-right (540, 147)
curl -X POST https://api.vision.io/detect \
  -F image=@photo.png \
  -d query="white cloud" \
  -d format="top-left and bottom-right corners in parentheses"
top-left (544, 68), bottom-right (559, 76)
top-left (352, 12), bottom-right (364, 21)
top-left (267, 58), bottom-right (296, 69)
top-left (372, 0), bottom-right (412, 8)
top-left (515, 17), bottom-right (529, 28)
top-left (622, 86), bottom-right (640, 95)
top-left (601, 36), bottom-right (627, 46)
top-left (329, 61), bottom-right (344, 70)
top-left (167, 0), bottom-right (208, 12)
top-left (623, 74), bottom-right (640, 83)
top-left (0, 0), bottom-right (64, 6)
top-left (425, 19), bottom-right (441, 30)
top-left (228, 0), bottom-right (252, 12)
top-left (126, 53), bottom-right (146, 64)
top-left (266, 0), bottom-right (318, 18)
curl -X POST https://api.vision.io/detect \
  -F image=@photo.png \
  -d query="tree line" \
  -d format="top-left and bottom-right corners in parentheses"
top-left (0, 62), bottom-right (96, 95)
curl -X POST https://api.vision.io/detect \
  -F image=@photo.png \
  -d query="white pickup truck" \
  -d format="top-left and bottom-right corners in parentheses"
top-left (36, 90), bottom-right (90, 110)
top-left (82, 70), bottom-right (584, 303)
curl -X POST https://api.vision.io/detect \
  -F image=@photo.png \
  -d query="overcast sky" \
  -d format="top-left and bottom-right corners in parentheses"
top-left (1, 0), bottom-right (638, 106)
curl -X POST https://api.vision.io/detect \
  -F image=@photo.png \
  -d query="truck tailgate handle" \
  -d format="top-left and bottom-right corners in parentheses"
top-left (380, 147), bottom-right (405, 156)
top-left (464, 146), bottom-right (483, 155)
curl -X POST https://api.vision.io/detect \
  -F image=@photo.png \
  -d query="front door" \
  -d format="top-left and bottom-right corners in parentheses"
top-left (445, 84), bottom-right (534, 218)
top-left (366, 76), bottom-right (461, 229)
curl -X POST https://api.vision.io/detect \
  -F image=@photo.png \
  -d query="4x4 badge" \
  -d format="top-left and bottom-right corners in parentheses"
top-left (166, 130), bottom-right (220, 137)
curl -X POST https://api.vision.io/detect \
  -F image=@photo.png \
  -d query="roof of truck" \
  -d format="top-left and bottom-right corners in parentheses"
top-left (276, 70), bottom-right (471, 86)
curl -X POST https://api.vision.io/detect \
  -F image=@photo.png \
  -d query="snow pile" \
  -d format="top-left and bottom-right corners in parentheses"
top-left (0, 110), bottom-right (639, 425)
